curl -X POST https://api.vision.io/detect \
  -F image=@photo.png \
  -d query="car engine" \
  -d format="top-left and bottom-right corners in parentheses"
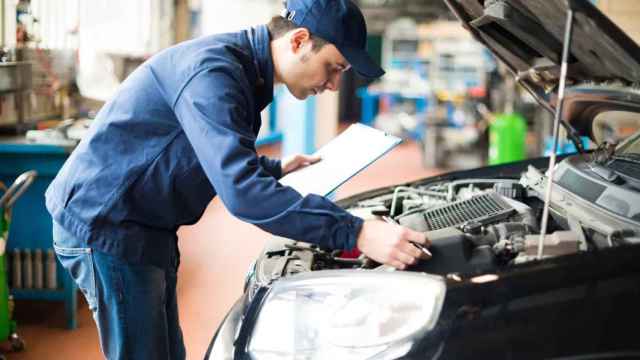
top-left (343, 171), bottom-right (556, 276)
top-left (250, 153), bottom-right (640, 290)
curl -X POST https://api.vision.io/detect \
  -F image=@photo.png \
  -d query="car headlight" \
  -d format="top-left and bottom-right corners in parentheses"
top-left (247, 270), bottom-right (446, 359)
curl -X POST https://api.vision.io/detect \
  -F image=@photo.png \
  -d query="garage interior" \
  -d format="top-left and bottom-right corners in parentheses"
top-left (0, 0), bottom-right (638, 359)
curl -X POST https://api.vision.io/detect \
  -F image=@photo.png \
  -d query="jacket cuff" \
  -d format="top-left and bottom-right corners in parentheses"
top-left (271, 159), bottom-right (283, 179)
top-left (259, 156), bottom-right (283, 179)
top-left (330, 215), bottom-right (364, 250)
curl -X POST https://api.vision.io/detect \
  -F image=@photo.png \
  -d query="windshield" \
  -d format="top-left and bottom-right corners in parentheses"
top-left (592, 110), bottom-right (640, 154)
top-left (616, 130), bottom-right (640, 156)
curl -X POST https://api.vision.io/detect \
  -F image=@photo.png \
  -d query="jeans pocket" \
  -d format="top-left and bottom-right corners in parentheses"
top-left (53, 244), bottom-right (98, 312)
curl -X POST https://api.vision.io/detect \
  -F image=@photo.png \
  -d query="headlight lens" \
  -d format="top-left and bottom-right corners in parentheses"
top-left (248, 270), bottom-right (446, 359)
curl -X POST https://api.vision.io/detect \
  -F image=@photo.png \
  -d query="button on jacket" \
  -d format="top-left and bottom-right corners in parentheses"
top-left (46, 25), bottom-right (363, 268)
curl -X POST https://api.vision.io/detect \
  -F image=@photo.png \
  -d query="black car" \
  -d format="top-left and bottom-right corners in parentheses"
top-left (206, 1), bottom-right (640, 359)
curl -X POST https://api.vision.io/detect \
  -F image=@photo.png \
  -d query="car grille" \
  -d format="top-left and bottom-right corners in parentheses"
top-left (609, 160), bottom-right (640, 179)
top-left (423, 192), bottom-right (515, 231)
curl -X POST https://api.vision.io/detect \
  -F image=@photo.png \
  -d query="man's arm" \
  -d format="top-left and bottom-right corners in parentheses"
top-left (174, 68), bottom-right (360, 250)
top-left (173, 68), bottom-right (427, 268)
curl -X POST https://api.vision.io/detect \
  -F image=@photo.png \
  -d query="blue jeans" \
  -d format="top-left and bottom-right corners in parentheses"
top-left (52, 222), bottom-right (186, 360)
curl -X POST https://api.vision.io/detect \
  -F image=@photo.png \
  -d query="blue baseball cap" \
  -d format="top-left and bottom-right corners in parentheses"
top-left (283, 0), bottom-right (385, 78)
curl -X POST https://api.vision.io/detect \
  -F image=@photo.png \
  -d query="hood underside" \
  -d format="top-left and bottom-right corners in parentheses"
top-left (444, 0), bottom-right (640, 141)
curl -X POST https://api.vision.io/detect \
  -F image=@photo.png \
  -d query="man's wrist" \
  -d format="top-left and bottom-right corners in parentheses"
top-left (273, 159), bottom-right (283, 179)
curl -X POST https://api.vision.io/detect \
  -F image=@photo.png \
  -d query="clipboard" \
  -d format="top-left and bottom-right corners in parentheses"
top-left (279, 123), bottom-right (402, 197)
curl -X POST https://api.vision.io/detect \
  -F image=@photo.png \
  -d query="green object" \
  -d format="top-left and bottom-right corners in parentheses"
top-left (0, 207), bottom-right (15, 342)
top-left (0, 171), bottom-right (36, 353)
top-left (489, 113), bottom-right (527, 165)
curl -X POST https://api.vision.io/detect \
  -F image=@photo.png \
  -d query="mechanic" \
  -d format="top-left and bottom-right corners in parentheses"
top-left (45, 0), bottom-right (430, 358)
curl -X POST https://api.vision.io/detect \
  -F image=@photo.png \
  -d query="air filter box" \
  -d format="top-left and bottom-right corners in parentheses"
top-left (411, 227), bottom-right (498, 275)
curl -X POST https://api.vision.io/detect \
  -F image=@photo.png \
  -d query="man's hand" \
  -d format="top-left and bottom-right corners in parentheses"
top-left (357, 220), bottom-right (431, 270)
top-left (281, 154), bottom-right (321, 176)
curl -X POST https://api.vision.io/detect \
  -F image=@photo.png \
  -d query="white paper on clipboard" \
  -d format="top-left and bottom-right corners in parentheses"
top-left (279, 123), bottom-right (402, 197)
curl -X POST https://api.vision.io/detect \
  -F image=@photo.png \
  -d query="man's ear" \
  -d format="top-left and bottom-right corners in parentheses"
top-left (288, 28), bottom-right (311, 54)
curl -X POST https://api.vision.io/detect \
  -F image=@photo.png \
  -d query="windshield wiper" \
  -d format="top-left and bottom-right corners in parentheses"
top-left (613, 153), bottom-right (640, 160)
top-left (612, 153), bottom-right (640, 163)
top-left (588, 163), bottom-right (622, 183)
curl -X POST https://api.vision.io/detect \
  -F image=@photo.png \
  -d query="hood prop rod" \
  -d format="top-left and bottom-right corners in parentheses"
top-left (537, 5), bottom-right (574, 260)
top-left (563, 122), bottom-right (585, 153)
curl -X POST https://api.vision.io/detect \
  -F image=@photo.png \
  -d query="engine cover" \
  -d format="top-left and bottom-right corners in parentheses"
top-left (410, 227), bottom-right (498, 275)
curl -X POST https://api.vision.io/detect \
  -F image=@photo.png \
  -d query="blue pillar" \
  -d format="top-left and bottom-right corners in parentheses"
top-left (277, 86), bottom-right (316, 156)
top-left (255, 102), bottom-right (283, 147)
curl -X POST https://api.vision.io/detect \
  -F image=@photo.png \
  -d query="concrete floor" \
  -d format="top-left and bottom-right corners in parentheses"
top-left (7, 139), bottom-right (442, 359)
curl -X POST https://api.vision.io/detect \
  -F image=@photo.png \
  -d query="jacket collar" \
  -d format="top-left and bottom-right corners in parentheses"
top-left (247, 25), bottom-right (274, 112)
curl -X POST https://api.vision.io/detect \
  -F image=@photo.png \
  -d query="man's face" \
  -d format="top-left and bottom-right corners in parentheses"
top-left (282, 38), bottom-right (351, 100)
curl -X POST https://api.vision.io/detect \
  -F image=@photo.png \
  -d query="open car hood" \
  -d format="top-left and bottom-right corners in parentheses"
top-left (444, 0), bottom-right (640, 143)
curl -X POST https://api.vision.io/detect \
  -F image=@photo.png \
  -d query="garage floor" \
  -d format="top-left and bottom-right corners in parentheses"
top-left (8, 138), bottom-right (442, 359)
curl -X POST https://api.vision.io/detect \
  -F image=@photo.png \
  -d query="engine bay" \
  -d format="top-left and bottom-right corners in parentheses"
top-left (252, 153), bottom-right (640, 289)
top-left (343, 168), bottom-right (568, 276)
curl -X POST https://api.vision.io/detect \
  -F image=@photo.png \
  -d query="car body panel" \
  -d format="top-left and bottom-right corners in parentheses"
top-left (408, 239), bottom-right (640, 359)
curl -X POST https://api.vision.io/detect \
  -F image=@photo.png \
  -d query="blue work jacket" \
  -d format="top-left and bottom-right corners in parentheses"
top-left (45, 25), bottom-right (363, 268)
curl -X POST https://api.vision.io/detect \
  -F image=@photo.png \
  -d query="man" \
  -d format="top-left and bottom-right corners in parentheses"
top-left (46, 0), bottom-right (430, 358)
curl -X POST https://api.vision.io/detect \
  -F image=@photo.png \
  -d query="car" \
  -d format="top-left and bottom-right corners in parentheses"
top-left (206, 1), bottom-right (640, 359)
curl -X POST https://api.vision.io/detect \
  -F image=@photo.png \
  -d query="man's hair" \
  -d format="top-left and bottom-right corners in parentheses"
top-left (267, 15), bottom-right (328, 52)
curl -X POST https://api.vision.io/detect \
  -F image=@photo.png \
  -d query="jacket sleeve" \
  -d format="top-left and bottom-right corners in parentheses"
top-left (173, 68), bottom-right (362, 250)
top-left (258, 155), bottom-right (282, 179)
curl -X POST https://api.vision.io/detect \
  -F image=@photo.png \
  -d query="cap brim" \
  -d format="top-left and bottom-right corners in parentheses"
top-left (340, 47), bottom-right (385, 79)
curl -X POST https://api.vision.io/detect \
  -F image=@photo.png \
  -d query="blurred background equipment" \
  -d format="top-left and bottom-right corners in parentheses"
top-left (356, 15), bottom-right (497, 169)
top-left (0, 170), bottom-right (36, 357)
top-left (488, 112), bottom-right (527, 165)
